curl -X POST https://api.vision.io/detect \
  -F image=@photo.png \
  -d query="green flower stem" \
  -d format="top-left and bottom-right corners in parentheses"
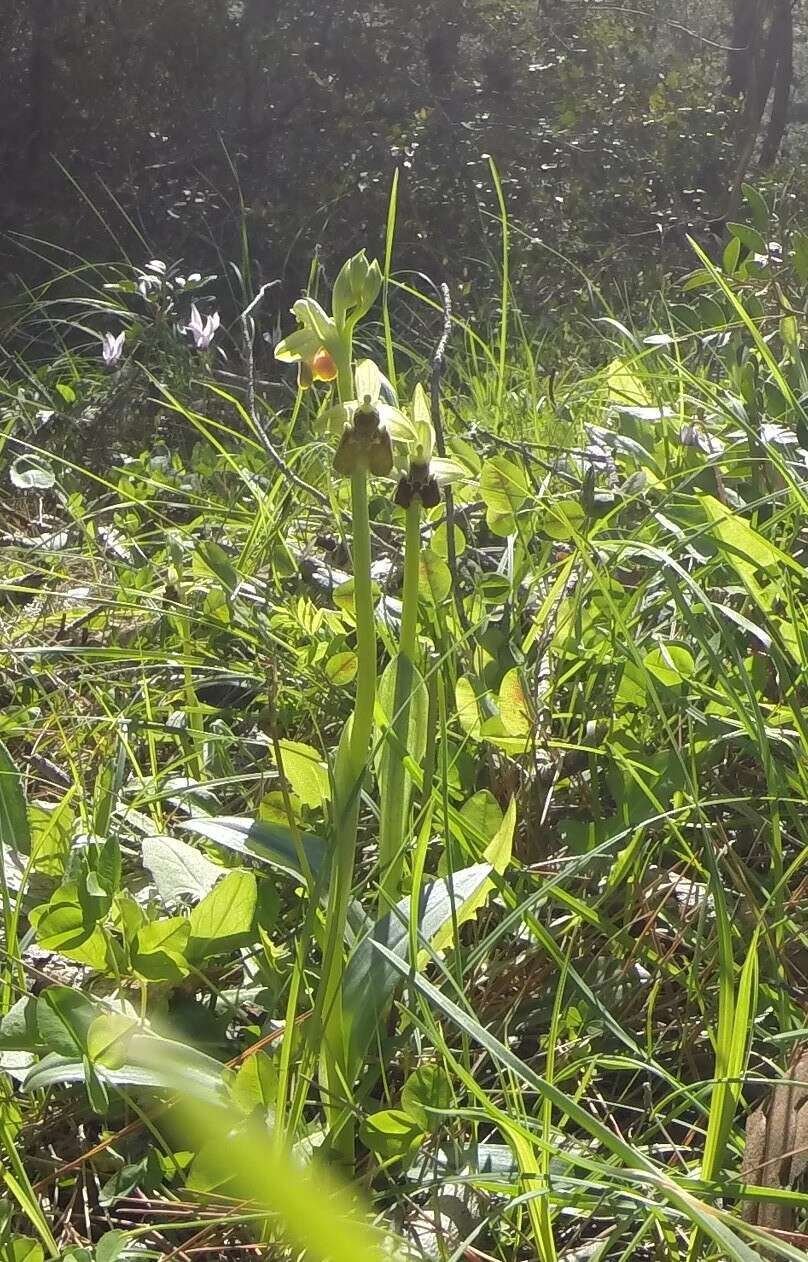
top-left (334, 345), bottom-right (354, 407)
top-left (315, 462), bottom-right (376, 1159)
top-left (377, 500), bottom-right (421, 916)
top-left (399, 501), bottom-right (421, 664)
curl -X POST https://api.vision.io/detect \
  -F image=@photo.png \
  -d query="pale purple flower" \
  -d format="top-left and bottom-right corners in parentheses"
top-left (101, 331), bottom-right (125, 368)
top-left (186, 304), bottom-right (220, 351)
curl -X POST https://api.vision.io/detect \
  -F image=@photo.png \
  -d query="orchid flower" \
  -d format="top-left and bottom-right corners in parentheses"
top-left (275, 252), bottom-right (382, 401)
top-left (101, 331), bottom-right (125, 368)
top-left (186, 304), bottom-right (220, 351)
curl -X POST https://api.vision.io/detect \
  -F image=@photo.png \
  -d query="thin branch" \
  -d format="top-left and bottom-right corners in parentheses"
top-left (562, 3), bottom-right (742, 51)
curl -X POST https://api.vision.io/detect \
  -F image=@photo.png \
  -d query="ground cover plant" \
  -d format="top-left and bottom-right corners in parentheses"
top-left (0, 182), bottom-right (807, 1261)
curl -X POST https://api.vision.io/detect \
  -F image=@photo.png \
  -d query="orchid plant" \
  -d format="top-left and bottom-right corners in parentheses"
top-left (275, 259), bottom-right (465, 1157)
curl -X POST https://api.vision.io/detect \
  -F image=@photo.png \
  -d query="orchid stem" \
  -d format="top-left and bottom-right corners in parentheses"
top-left (316, 461), bottom-right (376, 1162)
top-left (377, 500), bottom-right (421, 916)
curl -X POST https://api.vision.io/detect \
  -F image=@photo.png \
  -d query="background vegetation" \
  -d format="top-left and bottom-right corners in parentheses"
top-left (1, 3), bottom-right (808, 1262)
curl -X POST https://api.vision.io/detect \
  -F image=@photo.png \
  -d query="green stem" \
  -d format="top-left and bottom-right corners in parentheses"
top-left (315, 463), bottom-right (376, 1161)
top-left (377, 500), bottom-right (421, 916)
top-left (399, 502), bottom-right (421, 663)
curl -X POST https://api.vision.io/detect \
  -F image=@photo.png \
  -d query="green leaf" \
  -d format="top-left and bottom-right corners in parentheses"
top-left (479, 714), bottom-right (530, 754)
top-left (727, 222), bottom-right (767, 255)
top-left (342, 864), bottom-right (493, 1080)
top-left (0, 740), bottom-right (30, 855)
top-left (36, 988), bottom-right (98, 1057)
top-left (643, 644), bottom-right (695, 687)
top-left (142, 834), bottom-right (222, 904)
top-left (86, 1013), bottom-right (137, 1069)
top-left (741, 184), bottom-right (769, 233)
top-left (455, 677), bottom-right (482, 739)
top-left (459, 790), bottom-right (503, 846)
top-left (701, 493), bottom-right (793, 581)
top-left (606, 359), bottom-right (650, 407)
top-left (0, 996), bottom-right (39, 1051)
top-left (431, 522), bottom-right (466, 559)
top-left (418, 548), bottom-right (452, 604)
top-left (181, 815), bottom-right (327, 882)
top-left (376, 655), bottom-right (429, 772)
top-left (274, 740), bottom-right (330, 810)
top-left (325, 650), bottom-right (358, 686)
top-left (7, 1237), bottom-right (44, 1262)
top-left (132, 917), bottom-right (190, 982)
top-left (401, 1064), bottom-right (453, 1132)
top-left (431, 798), bottom-right (514, 952)
top-left (23, 1033), bottom-right (227, 1099)
top-left (793, 231), bottom-right (808, 285)
top-left (230, 1052), bottom-right (278, 1115)
top-left (188, 869), bottom-right (257, 959)
top-left (29, 796), bottom-right (73, 876)
top-left (196, 541), bottom-right (238, 591)
top-left (95, 1231), bottom-right (128, 1262)
top-left (498, 668), bottom-right (531, 736)
top-left (480, 456), bottom-right (528, 535)
top-left (360, 1108), bottom-right (424, 1161)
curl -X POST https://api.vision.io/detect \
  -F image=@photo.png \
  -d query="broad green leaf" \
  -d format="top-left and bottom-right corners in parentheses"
top-left (230, 1052), bottom-right (278, 1115)
top-left (418, 548), bottom-right (452, 604)
top-left (432, 522), bottom-right (466, 559)
top-left (727, 222), bottom-right (767, 255)
top-left (142, 834), bottom-right (222, 904)
top-left (376, 653), bottom-right (429, 906)
top-left (274, 740), bottom-right (330, 810)
top-left (196, 541), bottom-right (238, 591)
top-left (132, 917), bottom-right (190, 982)
top-left (742, 184), bottom-right (769, 233)
top-left (455, 677), bottom-right (482, 739)
top-left (95, 1231), bottom-right (127, 1262)
top-left (606, 359), bottom-right (650, 407)
top-left (325, 650), bottom-right (358, 686)
top-left (643, 644), bottom-right (695, 687)
top-left (0, 740), bottom-right (30, 855)
top-left (480, 456), bottom-right (528, 535)
top-left (342, 864), bottom-right (492, 1080)
top-left (360, 1108), bottom-right (424, 1161)
top-left (431, 798), bottom-right (514, 953)
top-left (7, 1238), bottom-right (44, 1262)
top-left (498, 668), bottom-right (531, 736)
top-left (376, 655), bottom-right (429, 773)
top-left (36, 988), bottom-right (97, 1057)
top-left (86, 1013), bottom-right (137, 1069)
top-left (401, 1064), bottom-right (453, 1132)
top-left (0, 996), bottom-right (39, 1051)
top-left (181, 815), bottom-right (327, 882)
top-left (23, 1033), bottom-right (227, 1100)
top-left (459, 790), bottom-right (503, 846)
top-left (479, 714), bottom-right (531, 754)
top-left (188, 869), bottom-right (257, 959)
top-left (29, 796), bottom-right (73, 876)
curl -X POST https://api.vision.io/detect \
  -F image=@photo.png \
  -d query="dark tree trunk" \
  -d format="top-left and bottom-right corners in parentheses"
top-left (725, 0), bottom-right (759, 99)
top-left (759, 0), bottom-right (793, 168)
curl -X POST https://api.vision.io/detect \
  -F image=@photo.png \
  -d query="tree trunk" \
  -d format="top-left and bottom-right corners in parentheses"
top-left (759, 0), bottom-right (793, 168)
top-left (725, 0), bottom-right (759, 99)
